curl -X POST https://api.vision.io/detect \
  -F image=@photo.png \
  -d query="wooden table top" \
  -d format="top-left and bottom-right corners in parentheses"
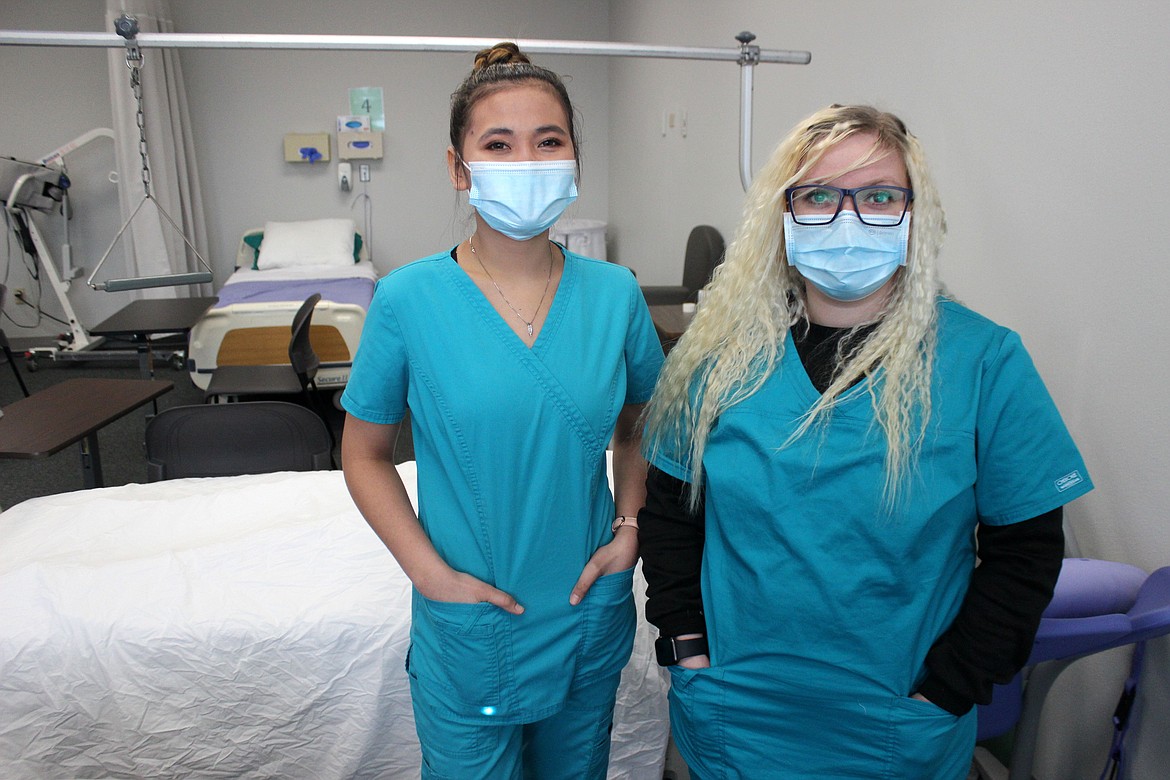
top-left (0, 378), bottom-right (173, 459)
top-left (649, 304), bottom-right (695, 342)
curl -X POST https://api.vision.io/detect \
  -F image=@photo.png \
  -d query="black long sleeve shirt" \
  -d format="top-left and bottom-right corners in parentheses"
top-left (637, 322), bottom-right (1065, 716)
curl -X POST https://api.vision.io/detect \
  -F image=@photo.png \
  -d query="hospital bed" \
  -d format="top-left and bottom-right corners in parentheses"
top-left (0, 461), bottom-right (670, 779)
top-left (187, 218), bottom-right (377, 391)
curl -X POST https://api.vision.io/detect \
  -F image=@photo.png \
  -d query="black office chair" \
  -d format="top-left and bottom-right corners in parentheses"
top-left (0, 284), bottom-right (31, 397)
top-left (144, 401), bottom-right (333, 481)
top-left (204, 292), bottom-right (322, 404)
top-left (203, 292), bottom-right (336, 463)
top-left (640, 225), bottom-right (725, 305)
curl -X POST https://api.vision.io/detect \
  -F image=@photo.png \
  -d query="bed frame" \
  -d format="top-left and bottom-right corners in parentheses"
top-left (187, 228), bottom-right (373, 391)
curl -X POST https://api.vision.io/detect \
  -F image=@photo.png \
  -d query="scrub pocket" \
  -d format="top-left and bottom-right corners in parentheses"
top-left (575, 566), bottom-right (636, 683)
top-left (666, 665), bottom-right (727, 779)
top-left (883, 695), bottom-right (975, 780)
top-left (668, 673), bottom-right (973, 779)
top-left (412, 594), bottom-right (513, 714)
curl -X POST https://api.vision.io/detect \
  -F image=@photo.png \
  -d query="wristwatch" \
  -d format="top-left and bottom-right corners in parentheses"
top-left (612, 515), bottom-right (638, 533)
top-left (655, 634), bottom-right (709, 666)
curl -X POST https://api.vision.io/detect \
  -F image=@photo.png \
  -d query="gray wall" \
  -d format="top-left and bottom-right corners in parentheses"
top-left (4, 2), bottom-right (1170, 778)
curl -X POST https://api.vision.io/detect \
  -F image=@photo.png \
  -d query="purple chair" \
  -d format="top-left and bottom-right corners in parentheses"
top-left (973, 558), bottom-right (1170, 780)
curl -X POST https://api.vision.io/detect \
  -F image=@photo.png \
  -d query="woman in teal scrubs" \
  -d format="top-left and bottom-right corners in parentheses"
top-left (640, 105), bottom-right (1092, 779)
top-left (342, 44), bottom-right (663, 779)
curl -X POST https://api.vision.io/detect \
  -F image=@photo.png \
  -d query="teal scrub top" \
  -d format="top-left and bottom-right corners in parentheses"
top-left (651, 300), bottom-right (1092, 776)
top-left (343, 248), bottom-right (663, 724)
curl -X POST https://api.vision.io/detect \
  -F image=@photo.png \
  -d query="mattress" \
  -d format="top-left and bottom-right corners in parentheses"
top-left (0, 462), bottom-right (670, 779)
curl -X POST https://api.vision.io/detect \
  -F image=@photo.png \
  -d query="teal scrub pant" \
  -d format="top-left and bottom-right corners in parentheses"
top-left (410, 670), bottom-right (622, 780)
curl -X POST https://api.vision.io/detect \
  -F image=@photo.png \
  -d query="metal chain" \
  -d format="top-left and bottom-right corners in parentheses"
top-left (126, 49), bottom-right (152, 198)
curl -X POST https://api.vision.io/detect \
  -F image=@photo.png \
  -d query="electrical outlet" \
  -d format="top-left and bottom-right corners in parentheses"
top-left (359, 164), bottom-right (371, 182)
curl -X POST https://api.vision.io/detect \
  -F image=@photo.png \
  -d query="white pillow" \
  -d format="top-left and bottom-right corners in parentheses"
top-left (256, 218), bottom-right (357, 270)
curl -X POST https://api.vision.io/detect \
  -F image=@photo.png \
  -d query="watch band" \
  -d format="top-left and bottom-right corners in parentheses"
top-left (655, 635), bottom-right (709, 666)
top-left (612, 515), bottom-right (638, 533)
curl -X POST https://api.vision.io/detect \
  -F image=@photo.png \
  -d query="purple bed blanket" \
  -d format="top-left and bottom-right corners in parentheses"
top-left (214, 276), bottom-right (374, 310)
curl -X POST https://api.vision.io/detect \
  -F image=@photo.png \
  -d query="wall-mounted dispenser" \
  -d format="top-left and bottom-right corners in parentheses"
top-left (338, 162), bottom-right (352, 192)
top-left (283, 132), bottom-right (331, 163)
top-left (338, 131), bottom-right (384, 160)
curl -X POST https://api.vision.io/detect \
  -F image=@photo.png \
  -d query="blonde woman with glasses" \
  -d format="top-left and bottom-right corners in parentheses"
top-left (639, 104), bottom-right (1093, 778)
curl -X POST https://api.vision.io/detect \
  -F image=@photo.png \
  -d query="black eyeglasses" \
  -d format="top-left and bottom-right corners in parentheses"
top-left (784, 185), bottom-right (914, 226)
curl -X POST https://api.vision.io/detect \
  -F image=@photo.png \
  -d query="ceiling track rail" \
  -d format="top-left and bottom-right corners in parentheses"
top-left (1, 28), bottom-right (810, 189)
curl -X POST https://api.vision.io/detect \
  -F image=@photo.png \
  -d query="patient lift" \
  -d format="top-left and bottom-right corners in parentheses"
top-left (2, 149), bottom-right (205, 372)
top-left (2, 15), bottom-right (213, 371)
top-left (1, 155), bottom-right (99, 360)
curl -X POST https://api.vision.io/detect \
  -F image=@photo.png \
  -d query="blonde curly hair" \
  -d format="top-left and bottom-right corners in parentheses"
top-left (643, 104), bottom-right (948, 508)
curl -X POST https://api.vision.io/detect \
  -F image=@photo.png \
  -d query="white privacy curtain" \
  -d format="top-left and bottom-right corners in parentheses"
top-left (105, 0), bottom-right (210, 299)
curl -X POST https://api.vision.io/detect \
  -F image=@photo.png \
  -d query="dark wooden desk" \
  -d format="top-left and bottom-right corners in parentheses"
top-left (0, 377), bottom-right (173, 488)
top-left (90, 297), bottom-right (217, 379)
top-left (649, 304), bottom-right (695, 353)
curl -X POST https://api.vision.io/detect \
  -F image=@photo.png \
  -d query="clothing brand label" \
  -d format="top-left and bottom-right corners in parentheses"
top-left (1055, 470), bottom-right (1084, 492)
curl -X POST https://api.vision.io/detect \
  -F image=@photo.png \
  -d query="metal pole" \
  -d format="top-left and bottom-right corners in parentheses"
top-left (2, 29), bottom-right (809, 193)
top-left (0, 30), bottom-right (811, 64)
top-left (736, 32), bottom-right (761, 191)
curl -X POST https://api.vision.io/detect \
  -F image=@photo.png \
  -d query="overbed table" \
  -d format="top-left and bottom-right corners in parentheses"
top-left (0, 377), bottom-right (173, 488)
top-left (90, 296), bottom-right (217, 379)
top-left (649, 304), bottom-right (694, 353)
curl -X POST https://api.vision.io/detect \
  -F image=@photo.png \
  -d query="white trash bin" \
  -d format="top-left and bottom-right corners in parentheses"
top-left (550, 218), bottom-right (607, 260)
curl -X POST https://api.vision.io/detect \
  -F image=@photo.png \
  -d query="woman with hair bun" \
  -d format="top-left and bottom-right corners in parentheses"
top-left (341, 43), bottom-right (663, 778)
top-left (638, 104), bottom-right (1093, 777)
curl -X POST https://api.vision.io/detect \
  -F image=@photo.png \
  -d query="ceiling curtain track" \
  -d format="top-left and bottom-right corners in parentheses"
top-left (0, 28), bottom-right (810, 192)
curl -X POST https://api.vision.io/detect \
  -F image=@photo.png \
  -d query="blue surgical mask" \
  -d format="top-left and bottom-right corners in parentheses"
top-left (783, 212), bottom-right (910, 301)
top-left (464, 160), bottom-right (578, 241)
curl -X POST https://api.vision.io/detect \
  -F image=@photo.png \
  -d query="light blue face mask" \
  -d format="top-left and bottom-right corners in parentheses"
top-left (464, 159), bottom-right (578, 241)
top-left (783, 212), bottom-right (910, 302)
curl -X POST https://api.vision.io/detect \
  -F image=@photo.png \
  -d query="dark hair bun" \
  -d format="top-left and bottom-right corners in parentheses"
top-left (473, 42), bottom-right (531, 72)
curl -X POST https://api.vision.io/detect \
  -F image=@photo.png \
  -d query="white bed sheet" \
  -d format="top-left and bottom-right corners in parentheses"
top-left (0, 465), bottom-right (669, 779)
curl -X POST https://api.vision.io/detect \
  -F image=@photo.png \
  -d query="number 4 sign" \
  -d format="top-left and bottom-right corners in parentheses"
top-left (348, 87), bottom-right (385, 131)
